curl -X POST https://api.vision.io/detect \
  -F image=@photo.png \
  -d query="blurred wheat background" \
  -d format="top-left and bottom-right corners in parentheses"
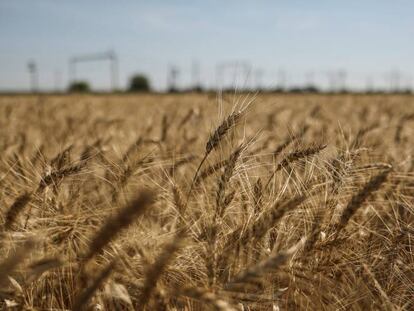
top-left (0, 93), bottom-right (413, 310)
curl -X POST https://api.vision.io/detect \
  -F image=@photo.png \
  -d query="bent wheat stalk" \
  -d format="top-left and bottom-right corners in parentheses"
top-left (4, 192), bottom-right (32, 230)
top-left (333, 168), bottom-right (391, 236)
top-left (225, 238), bottom-right (305, 289)
top-left (83, 190), bottom-right (154, 262)
top-left (72, 261), bottom-right (116, 310)
top-left (140, 231), bottom-right (184, 306)
top-left (265, 143), bottom-right (327, 190)
top-left (0, 239), bottom-right (35, 287)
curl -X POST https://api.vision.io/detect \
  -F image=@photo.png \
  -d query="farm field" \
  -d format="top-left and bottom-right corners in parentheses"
top-left (0, 93), bottom-right (413, 310)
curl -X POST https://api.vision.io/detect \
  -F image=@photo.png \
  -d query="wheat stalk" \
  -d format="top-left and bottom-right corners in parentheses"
top-left (177, 286), bottom-right (240, 311)
top-left (0, 239), bottom-right (35, 287)
top-left (72, 261), bottom-right (116, 310)
top-left (265, 143), bottom-right (327, 189)
top-left (4, 192), bottom-right (32, 230)
top-left (225, 238), bottom-right (305, 289)
top-left (187, 110), bottom-right (243, 201)
top-left (333, 168), bottom-right (391, 236)
top-left (83, 189), bottom-right (154, 262)
top-left (140, 231), bottom-right (184, 306)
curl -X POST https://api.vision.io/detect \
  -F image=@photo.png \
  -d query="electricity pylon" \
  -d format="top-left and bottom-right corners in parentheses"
top-left (68, 50), bottom-right (118, 91)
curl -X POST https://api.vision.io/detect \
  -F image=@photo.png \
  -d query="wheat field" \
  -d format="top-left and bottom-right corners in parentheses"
top-left (0, 93), bottom-right (413, 310)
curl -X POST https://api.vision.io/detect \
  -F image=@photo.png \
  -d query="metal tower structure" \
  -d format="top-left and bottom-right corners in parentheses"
top-left (54, 70), bottom-right (62, 92)
top-left (404, 75), bottom-right (413, 91)
top-left (388, 69), bottom-right (401, 92)
top-left (254, 68), bottom-right (264, 90)
top-left (191, 60), bottom-right (201, 90)
top-left (215, 61), bottom-right (251, 89)
top-left (27, 60), bottom-right (38, 92)
top-left (305, 71), bottom-right (315, 87)
top-left (326, 70), bottom-right (347, 92)
top-left (276, 68), bottom-right (287, 90)
top-left (337, 69), bottom-right (347, 91)
top-left (167, 65), bottom-right (180, 92)
top-left (68, 50), bottom-right (118, 91)
top-left (365, 75), bottom-right (374, 93)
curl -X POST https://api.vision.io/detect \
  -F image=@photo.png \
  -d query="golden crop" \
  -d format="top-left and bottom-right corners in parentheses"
top-left (0, 93), bottom-right (413, 310)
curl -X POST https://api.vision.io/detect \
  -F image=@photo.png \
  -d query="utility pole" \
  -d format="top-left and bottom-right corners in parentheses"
top-left (215, 61), bottom-right (251, 90)
top-left (27, 60), bottom-right (38, 92)
top-left (54, 70), bottom-right (62, 92)
top-left (389, 70), bottom-right (401, 92)
top-left (69, 59), bottom-right (76, 86)
top-left (404, 75), bottom-right (412, 92)
top-left (254, 68), bottom-right (264, 90)
top-left (337, 69), bottom-right (347, 92)
top-left (305, 71), bottom-right (315, 87)
top-left (109, 50), bottom-right (118, 91)
top-left (168, 65), bottom-right (179, 92)
top-left (327, 71), bottom-right (337, 92)
top-left (191, 60), bottom-right (201, 90)
top-left (276, 68), bottom-right (286, 90)
top-left (215, 63), bottom-right (223, 90)
top-left (365, 75), bottom-right (374, 93)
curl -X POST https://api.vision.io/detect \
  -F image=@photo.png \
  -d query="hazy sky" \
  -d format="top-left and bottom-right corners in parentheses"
top-left (1, 0), bottom-right (414, 91)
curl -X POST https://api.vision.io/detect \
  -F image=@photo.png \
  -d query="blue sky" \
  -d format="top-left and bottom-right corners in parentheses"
top-left (1, 0), bottom-right (414, 91)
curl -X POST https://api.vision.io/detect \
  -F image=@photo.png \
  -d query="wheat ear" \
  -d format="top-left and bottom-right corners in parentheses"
top-left (334, 168), bottom-right (391, 236)
top-left (187, 110), bottom-right (242, 201)
top-left (72, 261), bottom-right (116, 310)
top-left (83, 190), bottom-right (154, 262)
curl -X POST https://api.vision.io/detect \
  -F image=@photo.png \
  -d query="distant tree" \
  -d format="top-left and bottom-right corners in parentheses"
top-left (68, 81), bottom-right (90, 93)
top-left (167, 86), bottom-right (179, 93)
top-left (128, 74), bottom-right (151, 92)
top-left (302, 86), bottom-right (320, 93)
top-left (191, 85), bottom-right (203, 93)
top-left (272, 87), bottom-right (286, 93)
top-left (399, 88), bottom-right (412, 94)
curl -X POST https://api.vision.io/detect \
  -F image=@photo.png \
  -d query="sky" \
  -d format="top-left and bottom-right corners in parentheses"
top-left (1, 0), bottom-right (414, 91)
